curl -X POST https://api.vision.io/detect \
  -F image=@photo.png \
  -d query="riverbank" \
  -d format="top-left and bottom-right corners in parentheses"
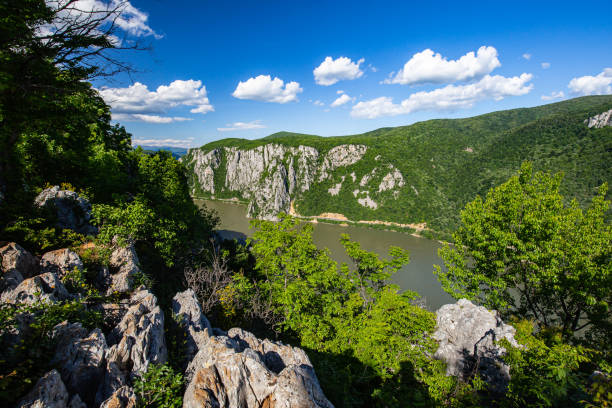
top-left (193, 196), bottom-right (453, 242)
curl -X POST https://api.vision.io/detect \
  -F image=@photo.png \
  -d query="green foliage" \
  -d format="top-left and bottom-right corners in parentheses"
top-left (500, 320), bottom-right (592, 407)
top-left (225, 215), bottom-right (471, 407)
top-left (134, 364), bottom-right (184, 408)
top-left (186, 95), bottom-right (612, 234)
top-left (0, 300), bottom-right (102, 404)
top-left (435, 162), bottom-right (612, 340)
top-left (91, 150), bottom-right (218, 267)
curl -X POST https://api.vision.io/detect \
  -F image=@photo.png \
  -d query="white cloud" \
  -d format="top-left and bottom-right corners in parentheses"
top-left (313, 57), bottom-right (365, 86)
top-left (384, 46), bottom-right (501, 85)
top-left (99, 79), bottom-right (214, 119)
top-left (313, 100), bottom-right (325, 106)
top-left (44, 0), bottom-right (161, 39)
top-left (522, 53), bottom-right (532, 60)
top-left (232, 75), bottom-right (302, 103)
top-left (337, 90), bottom-right (345, 94)
top-left (128, 114), bottom-right (193, 123)
top-left (132, 138), bottom-right (195, 148)
top-left (541, 62), bottom-right (551, 69)
top-left (217, 120), bottom-right (266, 132)
top-left (568, 68), bottom-right (612, 95)
top-left (541, 91), bottom-right (565, 101)
top-left (331, 93), bottom-right (353, 108)
top-left (352, 73), bottom-right (533, 119)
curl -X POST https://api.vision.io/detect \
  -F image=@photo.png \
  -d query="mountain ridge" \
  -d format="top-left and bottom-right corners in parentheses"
top-left (183, 96), bottom-right (612, 235)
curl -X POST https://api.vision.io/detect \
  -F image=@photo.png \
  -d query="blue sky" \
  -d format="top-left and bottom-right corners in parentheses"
top-left (88, 0), bottom-right (612, 148)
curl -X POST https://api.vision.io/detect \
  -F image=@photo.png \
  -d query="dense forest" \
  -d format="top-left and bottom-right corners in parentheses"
top-left (188, 96), bottom-right (612, 237)
top-left (1, 1), bottom-right (611, 408)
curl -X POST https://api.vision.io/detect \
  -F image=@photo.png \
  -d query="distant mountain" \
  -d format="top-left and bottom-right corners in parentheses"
top-left (182, 96), bottom-right (612, 236)
top-left (136, 145), bottom-right (188, 159)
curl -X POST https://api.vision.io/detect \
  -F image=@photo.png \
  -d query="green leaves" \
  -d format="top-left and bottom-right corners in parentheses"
top-left (435, 162), bottom-right (612, 340)
top-left (133, 364), bottom-right (184, 408)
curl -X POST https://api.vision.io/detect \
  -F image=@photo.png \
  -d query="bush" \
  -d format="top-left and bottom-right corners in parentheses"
top-left (134, 364), bottom-right (184, 408)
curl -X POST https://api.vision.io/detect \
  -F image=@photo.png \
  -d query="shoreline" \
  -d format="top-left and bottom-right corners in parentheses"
top-left (193, 196), bottom-right (450, 243)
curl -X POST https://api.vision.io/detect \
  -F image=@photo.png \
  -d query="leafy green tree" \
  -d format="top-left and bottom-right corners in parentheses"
top-left (435, 162), bottom-right (611, 339)
top-left (222, 215), bottom-right (469, 407)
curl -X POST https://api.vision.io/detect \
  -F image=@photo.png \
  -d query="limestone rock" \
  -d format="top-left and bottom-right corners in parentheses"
top-left (585, 108), bottom-right (612, 128)
top-left (319, 144), bottom-right (367, 181)
top-left (41, 248), bottom-right (84, 278)
top-left (106, 240), bottom-right (141, 295)
top-left (433, 298), bottom-right (518, 392)
top-left (1, 241), bottom-right (39, 281)
top-left (100, 386), bottom-right (137, 408)
top-left (378, 167), bottom-right (405, 193)
top-left (189, 149), bottom-right (222, 195)
top-left (34, 186), bottom-right (97, 236)
top-left (16, 369), bottom-right (70, 408)
top-left (172, 289), bottom-right (213, 363)
top-left (106, 289), bottom-right (168, 380)
top-left (184, 329), bottom-right (334, 408)
top-left (1, 272), bottom-right (70, 304)
top-left (51, 322), bottom-right (107, 405)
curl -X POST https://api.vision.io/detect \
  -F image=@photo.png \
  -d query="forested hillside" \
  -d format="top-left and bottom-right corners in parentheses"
top-left (185, 96), bottom-right (612, 235)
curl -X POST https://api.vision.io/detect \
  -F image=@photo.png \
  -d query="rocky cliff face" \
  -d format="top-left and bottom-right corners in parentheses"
top-left (585, 108), bottom-right (612, 128)
top-left (183, 143), bottom-right (408, 220)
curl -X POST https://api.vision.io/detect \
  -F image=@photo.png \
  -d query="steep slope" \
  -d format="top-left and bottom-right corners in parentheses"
top-left (182, 96), bottom-right (612, 233)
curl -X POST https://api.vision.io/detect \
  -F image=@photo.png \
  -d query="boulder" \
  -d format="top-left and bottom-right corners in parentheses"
top-left (184, 332), bottom-right (333, 408)
top-left (35, 186), bottom-right (97, 236)
top-left (1, 272), bottom-right (71, 305)
top-left (106, 240), bottom-right (141, 295)
top-left (178, 291), bottom-right (333, 408)
top-left (100, 386), bottom-right (137, 408)
top-left (41, 248), bottom-right (84, 278)
top-left (1, 242), bottom-right (40, 277)
top-left (99, 289), bottom-right (167, 401)
top-left (51, 322), bottom-right (107, 406)
top-left (433, 298), bottom-right (518, 392)
top-left (171, 289), bottom-right (213, 363)
top-left (16, 369), bottom-right (70, 408)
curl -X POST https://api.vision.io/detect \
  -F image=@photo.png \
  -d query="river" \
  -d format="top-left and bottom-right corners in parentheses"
top-left (196, 199), bottom-right (454, 311)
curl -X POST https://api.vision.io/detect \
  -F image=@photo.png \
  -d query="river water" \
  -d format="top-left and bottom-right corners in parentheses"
top-left (196, 199), bottom-right (454, 310)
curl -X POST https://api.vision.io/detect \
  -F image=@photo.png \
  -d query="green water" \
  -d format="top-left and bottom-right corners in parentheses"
top-left (197, 199), bottom-right (454, 310)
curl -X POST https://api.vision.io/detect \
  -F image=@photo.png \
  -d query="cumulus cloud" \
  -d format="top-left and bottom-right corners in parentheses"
top-left (568, 68), bottom-right (612, 95)
top-left (541, 62), bottom-right (551, 69)
top-left (384, 46), bottom-right (501, 85)
top-left (43, 0), bottom-right (161, 40)
top-left (352, 73), bottom-right (533, 119)
top-left (313, 100), bottom-right (325, 106)
top-left (217, 120), bottom-right (266, 132)
top-left (232, 75), bottom-right (302, 103)
top-left (541, 91), bottom-right (565, 101)
top-left (331, 93), bottom-right (353, 107)
top-left (132, 138), bottom-right (195, 148)
top-left (113, 113), bottom-right (193, 123)
top-left (313, 57), bottom-right (365, 86)
top-left (522, 53), bottom-right (532, 60)
top-left (98, 79), bottom-right (214, 120)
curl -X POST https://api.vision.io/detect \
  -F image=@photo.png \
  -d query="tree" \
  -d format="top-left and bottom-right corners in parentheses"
top-left (435, 162), bottom-right (611, 339)
top-left (0, 0), bottom-right (147, 203)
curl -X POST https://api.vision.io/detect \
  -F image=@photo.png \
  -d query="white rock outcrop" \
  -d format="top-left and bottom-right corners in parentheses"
top-left (173, 290), bottom-right (334, 408)
top-left (433, 299), bottom-right (518, 392)
top-left (35, 186), bottom-right (97, 236)
top-left (585, 108), bottom-right (612, 128)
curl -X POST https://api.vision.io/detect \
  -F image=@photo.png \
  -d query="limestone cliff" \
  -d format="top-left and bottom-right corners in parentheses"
top-left (183, 143), bottom-right (408, 221)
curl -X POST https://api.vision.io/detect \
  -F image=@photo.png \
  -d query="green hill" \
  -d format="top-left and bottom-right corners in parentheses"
top-left (184, 96), bottom-right (612, 235)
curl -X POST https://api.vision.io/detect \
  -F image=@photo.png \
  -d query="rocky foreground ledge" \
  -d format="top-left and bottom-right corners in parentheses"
top-left (1, 242), bottom-right (517, 406)
top-left (0, 240), bottom-right (334, 408)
